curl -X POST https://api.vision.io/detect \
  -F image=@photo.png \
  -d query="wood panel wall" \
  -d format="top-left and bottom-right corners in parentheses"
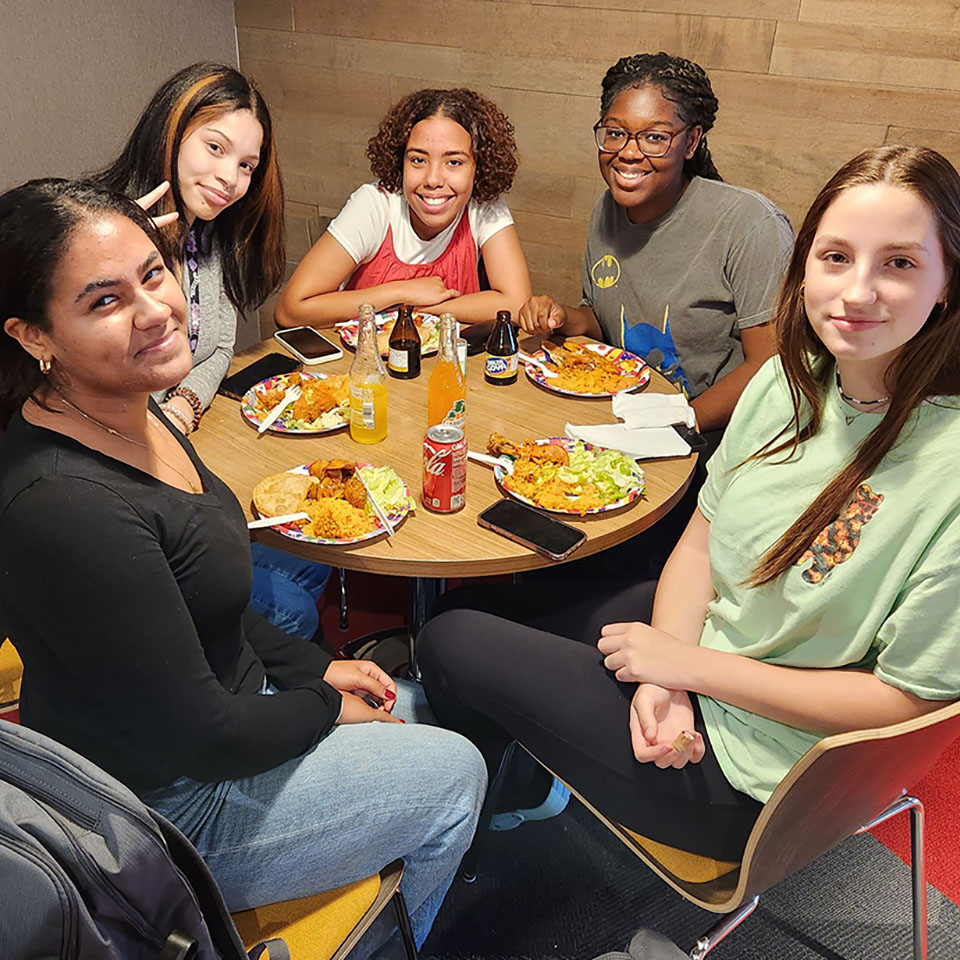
top-left (235, 0), bottom-right (960, 330)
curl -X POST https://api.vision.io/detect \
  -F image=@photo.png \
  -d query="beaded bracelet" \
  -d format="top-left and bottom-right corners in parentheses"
top-left (170, 386), bottom-right (203, 431)
top-left (160, 402), bottom-right (192, 434)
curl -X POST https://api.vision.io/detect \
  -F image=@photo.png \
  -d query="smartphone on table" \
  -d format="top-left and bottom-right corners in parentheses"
top-left (671, 423), bottom-right (709, 451)
top-left (218, 352), bottom-right (301, 401)
top-left (478, 499), bottom-right (587, 562)
top-left (274, 326), bottom-right (344, 364)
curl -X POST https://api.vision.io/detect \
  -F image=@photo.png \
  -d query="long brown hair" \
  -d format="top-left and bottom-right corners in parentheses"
top-left (96, 62), bottom-right (284, 313)
top-left (745, 145), bottom-right (960, 587)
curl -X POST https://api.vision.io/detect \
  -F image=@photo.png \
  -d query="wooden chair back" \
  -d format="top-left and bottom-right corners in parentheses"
top-left (733, 700), bottom-right (960, 908)
top-left (531, 700), bottom-right (960, 913)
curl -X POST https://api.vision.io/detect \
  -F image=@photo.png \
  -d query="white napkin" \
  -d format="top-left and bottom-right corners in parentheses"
top-left (612, 391), bottom-right (696, 429)
top-left (565, 422), bottom-right (691, 459)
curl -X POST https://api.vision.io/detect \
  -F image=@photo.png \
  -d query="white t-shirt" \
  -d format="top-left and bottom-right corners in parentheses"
top-left (328, 183), bottom-right (514, 266)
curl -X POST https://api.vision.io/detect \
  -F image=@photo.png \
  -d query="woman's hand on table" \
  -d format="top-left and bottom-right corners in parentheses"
top-left (325, 660), bottom-right (399, 722)
top-left (598, 621), bottom-right (692, 687)
top-left (400, 276), bottom-right (460, 308)
top-left (135, 181), bottom-right (180, 229)
top-left (629, 684), bottom-right (704, 768)
top-left (518, 294), bottom-right (567, 334)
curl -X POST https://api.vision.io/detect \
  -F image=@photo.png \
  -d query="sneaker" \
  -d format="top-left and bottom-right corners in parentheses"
top-left (490, 777), bottom-right (571, 831)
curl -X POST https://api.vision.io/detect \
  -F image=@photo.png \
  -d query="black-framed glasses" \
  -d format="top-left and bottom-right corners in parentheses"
top-left (593, 122), bottom-right (691, 157)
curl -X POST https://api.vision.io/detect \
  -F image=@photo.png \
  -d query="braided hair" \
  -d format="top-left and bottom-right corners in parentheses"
top-left (600, 52), bottom-right (721, 182)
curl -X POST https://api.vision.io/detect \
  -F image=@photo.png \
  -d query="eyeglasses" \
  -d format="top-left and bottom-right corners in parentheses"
top-left (593, 122), bottom-right (691, 157)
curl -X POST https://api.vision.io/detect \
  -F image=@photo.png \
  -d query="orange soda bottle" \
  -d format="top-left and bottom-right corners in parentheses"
top-left (427, 312), bottom-right (466, 430)
top-left (349, 303), bottom-right (388, 443)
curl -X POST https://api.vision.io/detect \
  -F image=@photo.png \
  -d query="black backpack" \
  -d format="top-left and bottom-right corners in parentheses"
top-left (0, 718), bottom-right (287, 959)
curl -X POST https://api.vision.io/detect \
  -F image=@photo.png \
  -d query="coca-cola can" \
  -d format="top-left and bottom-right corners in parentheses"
top-left (422, 425), bottom-right (467, 513)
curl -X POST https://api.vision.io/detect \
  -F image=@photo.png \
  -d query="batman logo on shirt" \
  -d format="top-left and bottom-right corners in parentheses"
top-left (797, 484), bottom-right (884, 584)
top-left (621, 304), bottom-right (690, 395)
top-left (591, 254), bottom-right (620, 289)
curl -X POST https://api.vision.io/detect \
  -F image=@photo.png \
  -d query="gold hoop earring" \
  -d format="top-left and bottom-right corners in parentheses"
top-left (39, 356), bottom-right (52, 375)
top-left (798, 282), bottom-right (805, 300)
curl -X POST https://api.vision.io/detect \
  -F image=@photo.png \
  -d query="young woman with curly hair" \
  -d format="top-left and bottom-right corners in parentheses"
top-left (276, 88), bottom-right (532, 327)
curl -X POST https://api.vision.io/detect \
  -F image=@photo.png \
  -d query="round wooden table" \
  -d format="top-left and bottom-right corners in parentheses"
top-left (192, 336), bottom-right (697, 580)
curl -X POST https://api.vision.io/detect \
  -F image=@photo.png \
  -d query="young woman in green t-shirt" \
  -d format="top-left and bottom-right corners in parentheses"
top-left (418, 145), bottom-right (960, 860)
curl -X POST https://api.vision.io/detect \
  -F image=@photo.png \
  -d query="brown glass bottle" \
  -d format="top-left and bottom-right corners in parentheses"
top-left (484, 310), bottom-right (519, 385)
top-left (387, 304), bottom-right (422, 379)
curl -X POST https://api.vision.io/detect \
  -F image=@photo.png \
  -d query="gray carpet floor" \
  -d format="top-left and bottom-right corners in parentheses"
top-left (422, 800), bottom-right (960, 960)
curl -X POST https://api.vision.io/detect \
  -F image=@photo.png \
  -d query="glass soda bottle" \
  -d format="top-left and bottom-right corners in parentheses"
top-left (387, 303), bottom-right (421, 379)
top-left (427, 312), bottom-right (466, 430)
top-left (484, 309), bottom-right (519, 385)
top-left (349, 303), bottom-right (388, 443)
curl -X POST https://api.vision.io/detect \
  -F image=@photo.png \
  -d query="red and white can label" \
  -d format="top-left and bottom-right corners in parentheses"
top-left (422, 425), bottom-right (467, 513)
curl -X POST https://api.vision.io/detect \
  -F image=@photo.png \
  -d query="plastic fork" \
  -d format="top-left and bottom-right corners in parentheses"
top-left (467, 450), bottom-right (515, 475)
top-left (257, 384), bottom-right (301, 434)
top-left (518, 351), bottom-right (559, 378)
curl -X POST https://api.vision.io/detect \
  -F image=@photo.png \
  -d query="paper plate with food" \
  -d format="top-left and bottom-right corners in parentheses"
top-left (524, 341), bottom-right (650, 398)
top-left (241, 371), bottom-right (349, 434)
top-left (252, 460), bottom-right (415, 545)
top-left (338, 309), bottom-right (440, 357)
top-left (487, 433), bottom-right (645, 516)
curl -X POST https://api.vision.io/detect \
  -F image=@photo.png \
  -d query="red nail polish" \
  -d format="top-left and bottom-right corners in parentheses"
top-left (384, 689), bottom-right (396, 700)
top-left (398, 718), bottom-right (406, 723)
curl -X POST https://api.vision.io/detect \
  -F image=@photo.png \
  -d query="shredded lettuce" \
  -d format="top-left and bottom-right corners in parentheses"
top-left (359, 465), bottom-right (416, 513)
top-left (554, 441), bottom-right (645, 502)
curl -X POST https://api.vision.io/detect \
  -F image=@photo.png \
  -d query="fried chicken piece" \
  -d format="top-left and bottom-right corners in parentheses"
top-left (256, 386), bottom-right (286, 410)
top-left (519, 442), bottom-right (569, 465)
top-left (307, 459), bottom-right (357, 482)
top-left (303, 475), bottom-right (344, 499)
top-left (487, 432), bottom-right (520, 457)
top-left (319, 477), bottom-right (345, 498)
top-left (292, 382), bottom-right (337, 422)
top-left (488, 433), bottom-right (569, 465)
top-left (342, 475), bottom-right (367, 509)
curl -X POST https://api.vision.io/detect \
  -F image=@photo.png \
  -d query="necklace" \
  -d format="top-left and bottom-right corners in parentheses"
top-left (50, 390), bottom-right (201, 494)
top-left (835, 370), bottom-right (890, 425)
top-left (835, 369), bottom-right (890, 406)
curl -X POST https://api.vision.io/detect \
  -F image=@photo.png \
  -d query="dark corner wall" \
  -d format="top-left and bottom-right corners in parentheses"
top-left (0, 0), bottom-right (238, 189)
top-left (0, 0), bottom-right (256, 342)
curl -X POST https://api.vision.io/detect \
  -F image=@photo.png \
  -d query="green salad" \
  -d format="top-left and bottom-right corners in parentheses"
top-left (358, 465), bottom-right (416, 514)
top-left (556, 441), bottom-right (645, 501)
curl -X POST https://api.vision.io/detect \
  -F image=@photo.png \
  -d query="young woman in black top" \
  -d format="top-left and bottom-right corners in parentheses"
top-left (0, 179), bottom-right (485, 946)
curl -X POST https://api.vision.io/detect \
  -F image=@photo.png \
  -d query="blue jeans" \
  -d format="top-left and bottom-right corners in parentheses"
top-left (249, 543), bottom-right (332, 639)
top-left (141, 682), bottom-right (486, 947)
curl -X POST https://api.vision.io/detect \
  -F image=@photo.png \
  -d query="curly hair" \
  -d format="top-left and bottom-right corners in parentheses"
top-left (366, 88), bottom-right (517, 203)
top-left (600, 53), bottom-right (722, 182)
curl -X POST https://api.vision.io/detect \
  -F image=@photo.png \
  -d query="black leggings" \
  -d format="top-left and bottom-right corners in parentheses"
top-left (418, 580), bottom-right (762, 861)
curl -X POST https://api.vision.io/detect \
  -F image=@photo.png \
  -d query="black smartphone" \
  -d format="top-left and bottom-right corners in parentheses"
top-left (478, 499), bottom-right (587, 561)
top-left (218, 352), bottom-right (301, 401)
top-left (671, 423), bottom-right (709, 451)
top-left (274, 326), bottom-right (344, 364)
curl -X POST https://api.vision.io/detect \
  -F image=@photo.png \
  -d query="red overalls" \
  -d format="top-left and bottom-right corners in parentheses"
top-left (344, 197), bottom-right (482, 295)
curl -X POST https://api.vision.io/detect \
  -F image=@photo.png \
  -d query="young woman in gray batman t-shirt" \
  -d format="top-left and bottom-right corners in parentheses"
top-left (518, 53), bottom-right (794, 433)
